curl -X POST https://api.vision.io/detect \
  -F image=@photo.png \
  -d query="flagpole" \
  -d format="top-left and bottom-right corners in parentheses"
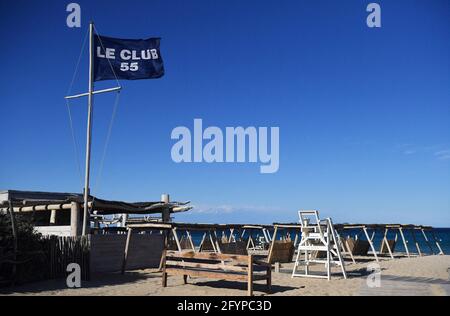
top-left (82, 21), bottom-right (95, 236)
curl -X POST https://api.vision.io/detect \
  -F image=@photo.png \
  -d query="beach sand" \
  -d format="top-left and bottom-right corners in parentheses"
top-left (1, 255), bottom-right (449, 296)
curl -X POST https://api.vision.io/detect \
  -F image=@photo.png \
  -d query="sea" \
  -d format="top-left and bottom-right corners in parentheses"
top-left (183, 228), bottom-right (450, 255)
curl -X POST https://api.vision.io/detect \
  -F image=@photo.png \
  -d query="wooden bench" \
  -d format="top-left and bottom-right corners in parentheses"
top-left (161, 250), bottom-right (271, 296)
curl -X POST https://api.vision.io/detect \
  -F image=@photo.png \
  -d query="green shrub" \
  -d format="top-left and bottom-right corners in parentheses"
top-left (0, 213), bottom-right (47, 285)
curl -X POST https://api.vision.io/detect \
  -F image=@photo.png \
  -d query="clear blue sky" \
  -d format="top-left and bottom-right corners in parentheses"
top-left (0, 0), bottom-right (449, 226)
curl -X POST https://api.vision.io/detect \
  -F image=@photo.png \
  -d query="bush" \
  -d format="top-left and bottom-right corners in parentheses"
top-left (0, 213), bottom-right (47, 285)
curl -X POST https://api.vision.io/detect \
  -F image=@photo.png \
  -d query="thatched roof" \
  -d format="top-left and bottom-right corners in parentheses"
top-left (0, 190), bottom-right (192, 215)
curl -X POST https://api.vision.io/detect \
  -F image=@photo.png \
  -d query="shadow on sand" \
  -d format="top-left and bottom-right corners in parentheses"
top-left (381, 274), bottom-right (450, 285)
top-left (191, 279), bottom-right (298, 295)
top-left (0, 271), bottom-right (160, 295)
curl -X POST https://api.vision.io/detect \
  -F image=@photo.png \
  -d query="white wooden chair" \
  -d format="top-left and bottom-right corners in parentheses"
top-left (292, 210), bottom-right (347, 280)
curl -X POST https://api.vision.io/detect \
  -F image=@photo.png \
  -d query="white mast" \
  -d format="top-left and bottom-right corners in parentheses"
top-left (65, 22), bottom-right (121, 236)
top-left (82, 21), bottom-right (95, 236)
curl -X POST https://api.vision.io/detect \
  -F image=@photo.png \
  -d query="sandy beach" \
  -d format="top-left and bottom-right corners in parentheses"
top-left (2, 255), bottom-right (449, 296)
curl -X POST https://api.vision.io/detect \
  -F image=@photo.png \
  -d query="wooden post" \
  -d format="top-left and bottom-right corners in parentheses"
top-left (161, 194), bottom-right (171, 222)
top-left (293, 232), bottom-right (299, 247)
top-left (370, 231), bottom-right (376, 241)
top-left (8, 200), bottom-right (18, 285)
top-left (267, 226), bottom-right (278, 264)
top-left (198, 233), bottom-right (207, 252)
top-left (382, 228), bottom-right (394, 259)
top-left (345, 238), bottom-right (356, 263)
top-left (263, 228), bottom-right (271, 242)
top-left (363, 227), bottom-right (379, 262)
top-left (411, 229), bottom-right (422, 256)
top-left (328, 218), bottom-right (347, 279)
top-left (158, 229), bottom-right (169, 271)
top-left (247, 254), bottom-right (253, 296)
top-left (228, 228), bottom-right (234, 242)
top-left (70, 202), bottom-right (81, 236)
top-left (121, 228), bottom-right (133, 274)
top-left (420, 229), bottom-right (435, 255)
top-left (326, 224), bottom-right (331, 280)
top-left (161, 250), bottom-right (167, 287)
top-left (214, 235), bottom-right (222, 254)
top-left (246, 235), bottom-right (252, 250)
top-left (49, 209), bottom-right (57, 225)
top-left (82, 201), bottom-right (91, 235)
top-left (172, 228), bottom-right (182, 251)
top-left (398, 227), bottom-right (410, 258)
top-left (186, 230), bottom-right (196, 251)
top-left (431, 230), bottom-right (444, 255)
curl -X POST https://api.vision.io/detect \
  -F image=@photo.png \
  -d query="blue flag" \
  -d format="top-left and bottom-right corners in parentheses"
top-left (93, 35), bottom-right (164, 81)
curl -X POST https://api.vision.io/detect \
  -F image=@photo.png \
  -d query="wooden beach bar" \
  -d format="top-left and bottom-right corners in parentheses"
top-left (0, 190), bottom-right (192, 278)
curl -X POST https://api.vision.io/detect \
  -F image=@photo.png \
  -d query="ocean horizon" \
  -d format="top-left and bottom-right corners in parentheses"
top-left (180, 227), bottom-right (450, 255)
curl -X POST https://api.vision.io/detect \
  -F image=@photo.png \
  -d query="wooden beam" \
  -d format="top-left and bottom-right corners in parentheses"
top-left (267, 226), bottom-right (279, 264)
top-left (186, 230), bottom-right (196, 252)
top-left (363, 227), bottom-right (379, 262)
top-left (293, 232), bottom-right (299, 247)
top-left (128, 223), bottom-right (173, 230)
top-left (166, 250), bottom-right (250, 264)
top-left (431, 230), bottom-right (444, 255)
top-left (166, 260), bottom-right (248, 273)
top-left (8, 200), bottom-right (18, 285)
top-left (198, 233), bottom-right (207, 252)
top-left (159, 230), bottom-right (169, 271)
top-left (247, 255), bottom-right (253, 296)
top-left (382, 228), bottom-right (394, 259)
top-left (121, 228), bottom-right (133, 274)
top-left (228, 228), bottom-right (235, 243)
top-left (161, 250), bottom-right (167, 287)
top-left (172, 228), bottom-right (182, 251)
top-left (0, 203), bottom-right (74, 213)
top-left (410, 229), bottom-right (422, 256)
top-left (344, 237), bottom-right (356, 263)
top-left (326, 224), bottom-right (331, 281)
top-left (49, 209), bottom-right (57, 225)
top-left (420, 229), bottom-right (435, 255)
top-left (70, 202), bottom-right (81, 236)
top-left (398, 227), bottom-right (410, 258)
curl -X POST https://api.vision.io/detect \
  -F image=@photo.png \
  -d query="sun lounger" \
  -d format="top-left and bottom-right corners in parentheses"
top-left (346, 237), bottom-right (370, 256)
top-left (267, 240), bottom-right (295, 264)
top-left (219, 241), bottom-right (248, 255)
top-left (380, 239), bottom-right (396, 254)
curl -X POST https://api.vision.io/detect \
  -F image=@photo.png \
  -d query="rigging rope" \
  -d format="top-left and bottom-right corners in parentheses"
top-left (91, 24), bottom-right (123, 196)
top-left (66, 99), bottom-right (83, 187)
top-left (65, 24), bottom-right (123, 201)
top-left (93, 91), bottom-right (121, 193)
top-left (93, 24), bottom-right (121, 88)
top-left (65, 28), bottom-right (89, 187)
